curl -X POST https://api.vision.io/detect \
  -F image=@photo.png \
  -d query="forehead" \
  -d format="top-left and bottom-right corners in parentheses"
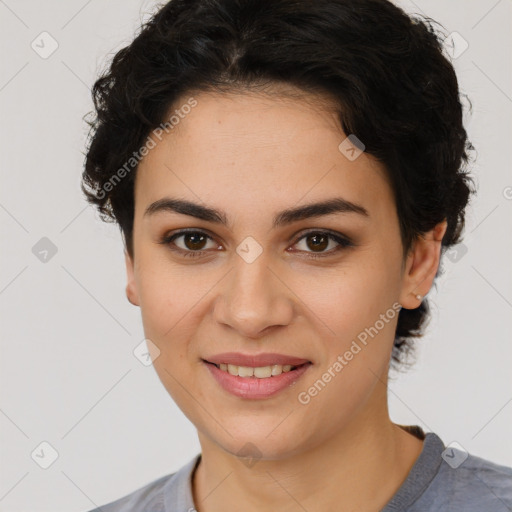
top-left (134, 89), bottom-right (394, 223)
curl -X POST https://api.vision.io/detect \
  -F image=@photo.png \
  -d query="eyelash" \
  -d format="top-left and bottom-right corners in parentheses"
top-left (159, 228), bottom-right (354, 259)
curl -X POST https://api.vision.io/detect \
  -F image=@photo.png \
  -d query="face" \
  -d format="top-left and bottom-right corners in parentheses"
top-left (125, 87), bottom-right (440, 460)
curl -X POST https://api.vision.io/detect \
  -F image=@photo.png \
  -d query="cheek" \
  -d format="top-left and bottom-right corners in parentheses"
top-left (135, 252), bottom-right (202, 336)
top-left (294, 270), bottom-right (399, 431)
top-left (136, 263), bottom-right (206, 413)
top-left (302, 257), bottom-right (398, 335)
top-left (134, 254), bottom-right (217, 379)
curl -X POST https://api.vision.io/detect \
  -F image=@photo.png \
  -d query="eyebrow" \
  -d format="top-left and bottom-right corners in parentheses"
top-left (144, 196), bottom-right (369, 228)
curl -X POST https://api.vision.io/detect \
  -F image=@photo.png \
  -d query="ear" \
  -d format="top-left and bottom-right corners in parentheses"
top-left (399, 219), bottom-right (448, 309)
top-left (124, 250), bottom-right (140, 307)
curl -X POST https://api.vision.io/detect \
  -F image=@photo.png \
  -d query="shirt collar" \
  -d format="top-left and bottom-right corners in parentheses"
top-left (163, 452), bottom-right (202, 512)
top-left (161, 427), bottom-right (444, 512)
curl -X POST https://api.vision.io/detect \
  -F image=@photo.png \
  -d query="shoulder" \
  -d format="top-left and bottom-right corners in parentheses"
top-left (385, 429), bottom-right (512, 512)
top-left (84, 453), bottom-right (201, 512)
top-left (85, 472), bottom-right (174, 512)
top-left (436, 451), bottom-right (512, 504)
top-left (414, 443), bottom-right (512, 511)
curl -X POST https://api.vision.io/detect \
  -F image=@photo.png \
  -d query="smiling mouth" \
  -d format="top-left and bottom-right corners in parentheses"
top-left (203, 360), bottom-right (310, 378)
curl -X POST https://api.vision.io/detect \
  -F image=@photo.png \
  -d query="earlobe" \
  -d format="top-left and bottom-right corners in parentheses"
top-left (124, 250), bottom-right (140, 307)
top-left (399, 219), bottom-right (448, 309)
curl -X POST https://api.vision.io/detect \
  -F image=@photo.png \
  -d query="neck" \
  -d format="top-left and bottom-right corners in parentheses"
top-left (192, 392), bottom-right (424, 512)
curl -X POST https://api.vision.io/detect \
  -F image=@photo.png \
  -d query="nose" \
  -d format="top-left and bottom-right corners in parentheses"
top-left (212, 253), bottom-right (295, 339)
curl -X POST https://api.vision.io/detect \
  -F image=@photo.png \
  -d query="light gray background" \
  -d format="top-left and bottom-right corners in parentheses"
top-left (0, 0), bottom-right (511, 510)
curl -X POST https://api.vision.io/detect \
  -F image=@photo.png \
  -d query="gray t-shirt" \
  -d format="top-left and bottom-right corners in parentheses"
top-left (87, 427), bottom-right (512, 511)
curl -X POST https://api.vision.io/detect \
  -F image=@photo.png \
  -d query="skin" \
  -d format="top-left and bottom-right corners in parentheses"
top-left (124, 85), bottom-right (447, 512)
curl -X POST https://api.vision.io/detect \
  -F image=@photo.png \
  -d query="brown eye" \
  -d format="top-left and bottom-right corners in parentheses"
top-left (292, 230), bottom-right (353, 258)
top-left (181, 232), bottom-right (208, 250)
top-left (305, 233), bottom-right (329, 252)
top-left (161, 230), bottom-right (219, 257)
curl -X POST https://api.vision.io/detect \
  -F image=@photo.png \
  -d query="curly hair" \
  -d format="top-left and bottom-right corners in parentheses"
top-left (82, 0), bottom-right (476, 369)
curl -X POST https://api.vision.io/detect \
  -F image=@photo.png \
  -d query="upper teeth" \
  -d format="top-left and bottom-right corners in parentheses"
top-left (218, 363), bottom-right (295, 378)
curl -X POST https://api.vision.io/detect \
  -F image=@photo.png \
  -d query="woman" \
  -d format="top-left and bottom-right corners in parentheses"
top-left (82, 0), bottom-right (512, 510)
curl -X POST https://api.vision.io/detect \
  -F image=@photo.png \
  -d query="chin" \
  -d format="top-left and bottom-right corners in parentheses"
top-left (208, 421), bottom-right (311, 462)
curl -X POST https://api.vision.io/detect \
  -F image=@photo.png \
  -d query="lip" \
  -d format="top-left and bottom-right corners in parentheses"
top-left (204, 352), bottom-right (311, 367)
top-left (203, 360), bottom-right (312, 399)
